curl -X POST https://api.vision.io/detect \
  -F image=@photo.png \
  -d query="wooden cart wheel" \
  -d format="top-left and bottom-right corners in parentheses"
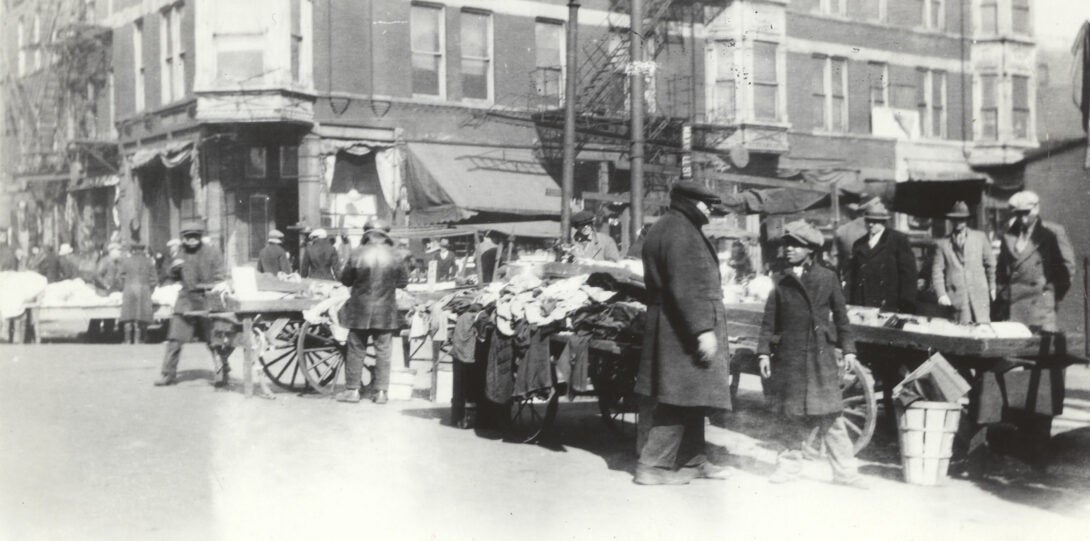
top-left (503, 386), bottom-right (560, 444)
top-left (297, 321), bottom-right (348, 395)
top-left (254, 317), bottom-right (309, 392)
top-left (838, 356), bottom-right (878, 454)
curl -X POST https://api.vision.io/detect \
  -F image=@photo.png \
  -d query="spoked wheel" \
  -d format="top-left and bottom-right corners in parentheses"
top-left (597, 391), bottom-right (639, 439)
top-left (808, 356), bottom-right (878, 455)
top-left (503, 386), bottom-right (560, 443)
top-left (254, 317), bottom-right (310, 392)
top-left (297, 321), bottom-right (348, 395)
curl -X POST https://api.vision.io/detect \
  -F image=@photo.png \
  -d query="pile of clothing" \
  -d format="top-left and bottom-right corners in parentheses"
top-left (39, 279), bottom-right (121, 307)
top-left (0, 271), bottom-right (49, 318)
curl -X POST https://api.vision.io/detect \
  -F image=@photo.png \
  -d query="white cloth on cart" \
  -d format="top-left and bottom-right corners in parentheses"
top-left (302, 296), bottom-right (350, 343)
top-left (0, 271), bottom-right (48, 319)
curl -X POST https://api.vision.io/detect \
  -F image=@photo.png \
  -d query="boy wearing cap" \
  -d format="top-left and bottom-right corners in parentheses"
top-left (996, 190), bottom-right (1076, 332)
top-left (565, 210), bottom-right (621, 262)
top-left (931, 201), bottom-right (996, 324)
top-left (119, 244), bottom-right (158, 343)
top-left (257, 229), bottom-right (292, 275)
top-left (758, 220), bottom-right (865, 488)
top-left (635, 180), bottom-right (733, 485)
top-left (155, 219), bottom-right (233, 387)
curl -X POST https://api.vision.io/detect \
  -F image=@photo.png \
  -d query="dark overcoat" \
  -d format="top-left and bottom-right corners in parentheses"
top-left (170, 245), bottom-right (228, 314)
top-left (846, 228), bottom-right (917, 312)
top-left (120, 254), bottom-right (158, 322)
top-left (635, 202), bottom-right (732, 409)
top-left (996, 220), bottom-right (1076, 332)
top-left (931, 229), bottom-right (996, 323)
top-left (757, 264), bottom-right (855, 417)
top-left (300, 240), bottom-right (340, 281)
top-left (96, 257), bottom-right (124, 292)
top-left (257, 243), bottom-right (292, 274)
top-left (338, 242), bottom-right (409, 330)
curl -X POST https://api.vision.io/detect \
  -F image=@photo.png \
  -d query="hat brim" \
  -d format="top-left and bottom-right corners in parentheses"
top-left (945, 212), bottom-right (970, 219)
top-left (784, 234), bottom-right (821, 249)
top-left (181, 229), bottom-right (204, 236)
top-left (863, 214), bottom-right (890, 221)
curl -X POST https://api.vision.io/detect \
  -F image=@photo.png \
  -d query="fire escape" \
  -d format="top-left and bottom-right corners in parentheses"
top-left (469, 0), bottom-right (731, 191)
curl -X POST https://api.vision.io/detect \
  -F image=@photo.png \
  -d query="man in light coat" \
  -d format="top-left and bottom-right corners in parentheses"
top-left (635, 181), bottom-right (733, 485)
top-left (996, 191), bottom-right (1076, 332)
top-left (931, 201), bottom-right (996, 323)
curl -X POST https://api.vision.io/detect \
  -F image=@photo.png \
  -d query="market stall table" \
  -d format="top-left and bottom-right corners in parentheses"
top-left (26, 302), bottom-right (174, 344)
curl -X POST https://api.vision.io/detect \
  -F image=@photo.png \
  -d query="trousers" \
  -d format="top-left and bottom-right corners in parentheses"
top-left (779, 414), bottom-right (858, 480)
top-left (160, 314), bottom-right (236, 377)
top-left (345, 329), bottom-right (393, 392)
top-left (638, 402), bottom-right (708, 470)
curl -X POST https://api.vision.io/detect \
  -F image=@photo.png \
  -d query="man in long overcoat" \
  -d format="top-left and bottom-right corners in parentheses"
top-left (846, 202), bottom-right (918, 313)
top-left (635, 181), bottom-right (733, 485)
top-left (119, 243), bottom-right (158, 343)
top-left (931, 201), bottom-right (996, 323)
top-left (300, 229), bottom-right (340, 281)
top-left (154, 220), bottom-right (233, 387)
top-left (335, 219), bottom-right (409, 404)
top-left (757, 221), bottom-right (864, 488)
top-left (996, 191), bottom-right (1076, 332)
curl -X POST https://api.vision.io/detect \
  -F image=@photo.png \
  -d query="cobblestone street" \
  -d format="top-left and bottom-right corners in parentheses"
top-left (2, 344), bottom-right (1087, 540)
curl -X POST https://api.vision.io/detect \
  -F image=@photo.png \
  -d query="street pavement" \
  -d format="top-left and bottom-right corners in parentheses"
top-left (1, 344), bottom-right (1088, 541)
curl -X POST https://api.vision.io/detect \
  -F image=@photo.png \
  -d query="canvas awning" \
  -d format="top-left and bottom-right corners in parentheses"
top-left (68, 174), bottom-right (119, 192)
top-left (129, 140), bottom-right (194, 170)
top-left (405, 143), bottom-right (562, 225)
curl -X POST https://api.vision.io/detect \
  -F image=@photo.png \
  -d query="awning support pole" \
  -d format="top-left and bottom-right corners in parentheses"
top-left (629, 0), bottom-right (645, 242)
top-left (561, 1), bottom-right (581, 245)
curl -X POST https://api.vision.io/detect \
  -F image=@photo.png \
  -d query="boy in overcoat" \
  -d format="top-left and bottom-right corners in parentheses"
top-left (931, 201), bottom-right (996, 323)
top-left (119, 243), bottom-right (158, 343)
top-left (758, 220), bottom-right (866, 488)
top-left (635, 181), bottom-right (733, 485)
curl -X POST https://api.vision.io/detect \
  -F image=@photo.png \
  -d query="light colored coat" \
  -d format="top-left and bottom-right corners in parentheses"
top-left (931, 229), bottom-right (996, 323)
top-left (997, 220), bottom-right (1076, 332)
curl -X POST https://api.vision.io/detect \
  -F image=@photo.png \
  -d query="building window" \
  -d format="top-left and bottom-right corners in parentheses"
top-left (133, 19), bottom-right (145, 112)
top-left (246, 147), bottom-right (267, 178)
top-left (813, 56), bottom-right (847, 131)
top-left (931, 70), bottom-right (947, 138)
top-left (32, 14), bottom-right (42, 72)
top-left (107, 69), bottom-right (117, 138)
top-left (821, 0), bottom-right (847, 16)
top-left (979, 0), bottom-right (998, 34)
top-left (460, 10), bottom-right (493, 101)
top-left (711, 40), bottom-right (736, 122)
top-left (279, 145), bottom-right (299, 177)
top-left (411, 4), bottom-right (445, 98)
top-left (1012, 0), bottom-right (1030, 35)
top-left (753, 41), bottom-right (779, 122)
top-left (160, 3), bottom-right (185, 105)
top-left (905, 0), bottom-right (924, 27)
top-left (533, 20), bottom-right (564, 103)
top-left (868, 62), bottom-right (888, 107)
top-left (979, 74), bottom-right (998, 140)
top-left (849, 0), bottom-right (884, 22)
top-left (925, 0), bottom-right (944, 30)
top-left (1012, 75), bottom-right (1030, 139)
top-left (291, 0), bottom-right (313, 84)
top-left (17, 17), bottom-right (26, 77)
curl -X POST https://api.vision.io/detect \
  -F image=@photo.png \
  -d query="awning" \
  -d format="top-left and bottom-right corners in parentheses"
top-left (405, 143), bottom-right (562, 225)
top-left (68, 174), bottom-right (119, 192)
top-left (129, 140), bottom-right (194, 170)
top-left (904, 168), bottom-right (988, 183)
top-left (462, 220), bottom-right (562, 239)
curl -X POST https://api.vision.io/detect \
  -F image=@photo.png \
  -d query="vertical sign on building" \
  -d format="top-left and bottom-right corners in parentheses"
top-left (680, 123), bottom-right (692, 179)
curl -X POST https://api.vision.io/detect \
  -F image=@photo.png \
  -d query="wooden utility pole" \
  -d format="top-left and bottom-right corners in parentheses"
top-left (561, 1), bottom-right (580, 244)
top-left (629, 0), bottom-right (645, 242)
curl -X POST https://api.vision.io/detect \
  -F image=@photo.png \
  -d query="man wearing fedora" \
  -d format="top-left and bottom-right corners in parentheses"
top-left (834, 197), bottom-right (881, 279)
top-left (845, 202), bottom-right (918, 313)
top-left (430, 238), bottom-right (458, 281)
top-left (564, 209), bottom-right (621, 263)
top-left (336, 218), bottom-right (409, 404)
top-left (931, 201), bottom-right (996, 324)
top-left (257, 229), bottom-right (292, 275)
top-left (996, 191), bottom-right (1076, 332)
top-left (758, 220), bottom-right (865, 488)
top-left (155, 219), bottom-right (233, 387)
top-left (635, 181), bottom-right (733, 485)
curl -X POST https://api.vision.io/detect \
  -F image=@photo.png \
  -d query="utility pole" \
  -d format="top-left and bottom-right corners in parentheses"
top-left (561, 1), bottom-right (580, 244)
top-left (629, 0), bottom-right (645, 242)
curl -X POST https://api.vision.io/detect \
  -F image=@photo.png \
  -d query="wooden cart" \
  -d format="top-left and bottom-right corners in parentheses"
top-left (25, 302), bottom-right (174, 344)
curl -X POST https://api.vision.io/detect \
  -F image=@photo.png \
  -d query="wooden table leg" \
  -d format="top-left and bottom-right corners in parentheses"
top-left (430, 337), bottom-right (441, 402)
top-left (30, 309), bottom-right (40, 344)
top-left (242, 315), bottom-right (255, 398)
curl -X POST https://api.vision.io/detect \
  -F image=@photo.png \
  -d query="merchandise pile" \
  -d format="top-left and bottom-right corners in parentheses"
top-left (847, 306), bottom-right (1032, 338)
top-left (0, 271), bottom-right (49, 318)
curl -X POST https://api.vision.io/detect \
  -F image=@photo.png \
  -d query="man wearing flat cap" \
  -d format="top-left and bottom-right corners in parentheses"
top-left (300, 228), bottom-right (340, 281)
top-left (757, 220), bottom-right (865, 488)
top-left (845, 202), bottom-right (918, 313)
top-left (257, 229), bottom-right (292, 275)
top-left (634, 180), bottom-right (733, 485)
top-left (996, 190), bottom-right (1076, 332)
top-left (155, 219), bottom-right (233, 388)
top-left (931, 201), bottom-right (996, 324)
top-left (565, 210), bottom-right (621, 262)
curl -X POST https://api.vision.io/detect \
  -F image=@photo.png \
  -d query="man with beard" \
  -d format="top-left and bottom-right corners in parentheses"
top-left (635, 181), bottom-right (733, 485)
top-left (931, 201), bottom-right (996, 323)
top-left (154, 220), bottom-right (233, 387)
top-left (335, 219), bottom-right (409, 404)
top-left (564, 210), bottom-right (621, 262)
top-left (300, 228), bottom-right (340, 281)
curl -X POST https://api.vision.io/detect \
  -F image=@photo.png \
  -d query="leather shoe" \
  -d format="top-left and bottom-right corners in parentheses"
top-left (696, 462), bottom-right (733, 480)
top-left (372, 390), bottom-right (388, 405)
top-left (154, 375), bottom-right (177, 387)
top-left (335, 389), bottom-right (361, 403)
top-left (633, 464), bottom-right (691, 486)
